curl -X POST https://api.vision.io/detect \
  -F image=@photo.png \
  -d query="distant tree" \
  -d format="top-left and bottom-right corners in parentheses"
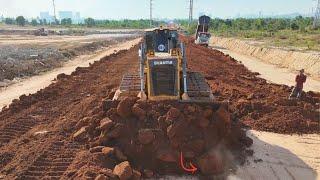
top-left (16, 16), bottom-right (26, 26)
top-left (290, 22), bottom-right (299, 30)
top-left (225, 19), bottom-right (232, 27)
top-left (4, 18), bottom-right (15, 25)
top-left (187, 22), bottom-right (197, 35)
top-left (85, 18), bottom-right (95, 27)
top-left (252, 19), bottom-right (265, 30)
top-left (54, 19), bottom-right (60, 25)
top-left (43, 19), bottom-right (47, 25)
top-left (50, 19), bottom-right (59, 25)
top-left (61, 18), bottom-right (72, 26)
top-left (31, 19), bottom-right (38, 26)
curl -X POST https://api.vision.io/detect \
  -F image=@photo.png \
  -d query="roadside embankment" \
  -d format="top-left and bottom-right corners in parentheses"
top-left (211, 37), bottom-right (320, 79)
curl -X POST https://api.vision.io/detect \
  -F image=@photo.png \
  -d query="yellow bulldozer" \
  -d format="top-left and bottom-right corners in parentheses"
top-left (113, 27), bottom-right (213, 102)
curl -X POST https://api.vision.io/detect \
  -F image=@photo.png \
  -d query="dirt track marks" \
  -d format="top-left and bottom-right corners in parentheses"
top-left (0, 118), bottom-right (39, 148)
top-left (20, 141), bottom-right (82, 180)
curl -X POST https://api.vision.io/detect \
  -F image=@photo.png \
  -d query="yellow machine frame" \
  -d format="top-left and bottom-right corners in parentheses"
top-left (145, 48), bottom-right (182, 101)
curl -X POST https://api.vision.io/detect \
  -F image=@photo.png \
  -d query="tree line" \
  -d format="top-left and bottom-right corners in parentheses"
top-left (185, 16), bottom-right (317, 35)
top-left (210, 16), bottom-right (315, 32)
top-left (1, 16), bottom-right (154, 29)
top-left (3, 16), bottom-right (74, 26)
top-left (1, 15), bottom-right (317, 32)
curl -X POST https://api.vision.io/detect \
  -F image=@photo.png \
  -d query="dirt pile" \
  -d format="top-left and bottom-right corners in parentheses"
top-left (182, 36), bottom-right (320, 134)
top-left (65, 98), bottom-right (252, 179)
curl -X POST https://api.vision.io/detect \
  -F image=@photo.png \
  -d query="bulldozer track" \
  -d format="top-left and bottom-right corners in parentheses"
top-left (0, 118), bottom-right (38, 148)
top-left (19, 141), bottom-right (82, 180)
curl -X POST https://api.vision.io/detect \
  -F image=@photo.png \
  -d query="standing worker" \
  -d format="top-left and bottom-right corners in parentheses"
top-left (289, 69), bottom-right (307, 99)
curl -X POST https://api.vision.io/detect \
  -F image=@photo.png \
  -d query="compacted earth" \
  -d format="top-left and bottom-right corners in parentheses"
top-left (0, 36), bottom-right (318, 179)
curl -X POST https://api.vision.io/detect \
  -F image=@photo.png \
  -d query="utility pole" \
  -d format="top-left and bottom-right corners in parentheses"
top-left (188, 0), bottom-right (193, 27)
top-left (313, 0), bottom-right (320, 29)
top-left (52, 0), bottom-right (57, 23)
top-left (150, 0), bottom-right (153, 27)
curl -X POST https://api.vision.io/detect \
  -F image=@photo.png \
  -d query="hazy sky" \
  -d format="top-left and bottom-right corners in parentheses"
top-left (0, 0), bottom-right (316, 19)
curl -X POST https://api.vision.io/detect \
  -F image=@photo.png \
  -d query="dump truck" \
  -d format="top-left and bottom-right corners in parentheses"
top-left (195, 15), bottom-right (211, 47)
top-left (113, 27), bottom-right (213, 102)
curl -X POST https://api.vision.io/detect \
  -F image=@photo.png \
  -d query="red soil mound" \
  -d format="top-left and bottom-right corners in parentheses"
top-left (67, 98), bottom-right (252, 179)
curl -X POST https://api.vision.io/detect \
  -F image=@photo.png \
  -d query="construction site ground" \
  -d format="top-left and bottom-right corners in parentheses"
top-left (210, 45), bottom-right (320, 92)
top-left (0, 32), bottom-right (139, 83)
top-left (0, 38), bottom-right (141, 109)
top-left (0, 36), bottom-right (319, 179)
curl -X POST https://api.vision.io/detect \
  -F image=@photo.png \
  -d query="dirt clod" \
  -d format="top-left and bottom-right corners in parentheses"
top-left (143, 169), bottom-right (154, 178)
top-left (90, 146), bottom-right (105, 153)
top-left (99, 117), bottom-right (114, 131)
top-left (156, 148), bottom-right (177, 163)
top-left (73, 126), bottom-right (88, 141)
top-left (107, 123), bottom-right (125, 138)
top-left (197, 149), bottom-right (225, 175)
top-left (132, 104), bottom-right (147, 121)
top-left (95, 174), bottom-right (107, 180)
top-left (102, 147), bottom-right (114, 156)
top-left (117, 97), bottom-right (136, 118)
top-left (137, 129), bottom-right (155, 145)
top-left (132, 169), bottom-right (142, 180)
top-left (114, 148), bottom-right (127, 161)
top-left (113, 161), bottom-right (133, 180)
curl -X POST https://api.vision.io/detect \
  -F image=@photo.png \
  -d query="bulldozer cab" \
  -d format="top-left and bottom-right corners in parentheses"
top-left (142, 28), bottom-right (181, 100)
top-left (145, 28), bottom-right (178, 55)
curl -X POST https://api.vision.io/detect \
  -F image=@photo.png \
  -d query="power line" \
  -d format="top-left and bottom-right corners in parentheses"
top-left (313, 0), bottom-right (320, 28)
top-left (52, 0), bottom-right (57, 22)
top-left (188, 0), bottom-right (193, 27)
top-left (150, 0), bottom-right (153, 27)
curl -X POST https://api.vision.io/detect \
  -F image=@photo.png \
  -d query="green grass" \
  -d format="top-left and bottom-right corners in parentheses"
top-left (212, 29), bottom-right (320, 51)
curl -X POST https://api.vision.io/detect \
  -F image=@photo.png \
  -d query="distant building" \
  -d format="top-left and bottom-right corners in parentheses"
top-left (40, 12), bottom-right (54, 23)
top-left (40, 11), bottom-right (83, 24)
top-left (59, 11), bottom-right (73, 20)
top-left (0, 15), bottom-right (4, 22)
top-left (73, 12), bottom-right (83, 24)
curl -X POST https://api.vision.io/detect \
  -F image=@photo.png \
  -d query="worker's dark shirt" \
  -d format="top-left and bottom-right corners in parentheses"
top-left (295, 74), bottom-right (307, 90)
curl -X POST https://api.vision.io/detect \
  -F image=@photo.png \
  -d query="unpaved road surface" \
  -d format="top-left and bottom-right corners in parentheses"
top-left (0, 34), bottom-right (138, 45)
top-left (212, 46), bottom-right (320, 92)
top-left (0, 36), bottom-right (318, 179)
top-left (0, 38), bottom-right (141, 109)
top-left (231, 130), bottom-right (319, 180)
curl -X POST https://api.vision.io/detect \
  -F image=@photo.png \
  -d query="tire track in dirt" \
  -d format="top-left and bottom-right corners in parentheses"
top-left (19, 141), bottom-right (82, 180)
top-left (0, 117), bottom-right (39, 148)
